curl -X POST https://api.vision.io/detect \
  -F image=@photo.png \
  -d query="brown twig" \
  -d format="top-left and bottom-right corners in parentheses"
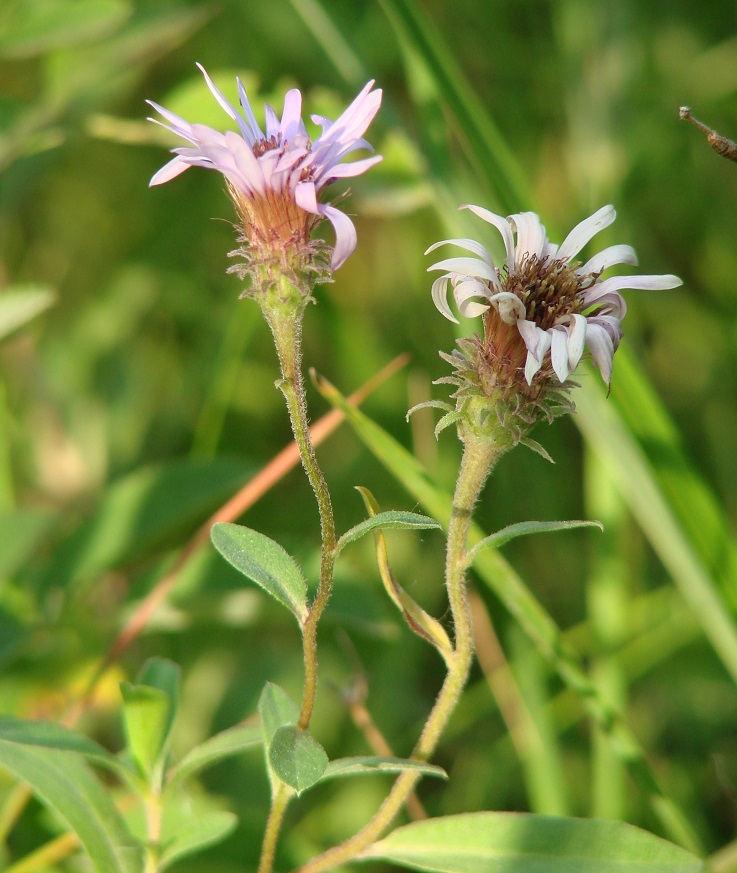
top-left (680, 106), bottom-right (737, 163)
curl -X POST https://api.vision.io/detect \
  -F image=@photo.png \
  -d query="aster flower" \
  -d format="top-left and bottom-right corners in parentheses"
top-left (147, 64), bottom-right (382, 272)
top-left (428, 204), bottom-right (681, 387)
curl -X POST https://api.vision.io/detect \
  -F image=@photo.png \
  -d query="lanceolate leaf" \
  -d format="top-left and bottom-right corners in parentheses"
top-left (363, 812), bottom-right (705, 873)
top-left (355, 487), bottom-right (452, 659)
top-left (0, 285), bottom-right (55, 340)
top-left (211, 522), bottom-right (308, 621)
top-left (120, 683), bottom-right (171, 780)
top-left (160, 811), bottom-right (238, 871)
top-left (335, 509), bottom-right (441, 556)
top-left (0, 716), bottom-right (127, 778)
top-left (320, 756), bottom-right (447, 784)
top-left (0, 740), bottom-right (143, 873)
top-left (168, 723), bottom-right (261, 785)
top-left (467, 520), bottom-right (603, 564)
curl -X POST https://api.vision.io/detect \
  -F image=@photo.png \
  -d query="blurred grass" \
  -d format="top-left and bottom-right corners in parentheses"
top-left (1, 0), bottom-right (737, 871)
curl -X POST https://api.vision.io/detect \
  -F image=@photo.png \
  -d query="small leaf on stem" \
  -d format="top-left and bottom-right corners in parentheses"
top-left (467, 519), bottom-right (603, 565)
top-left (211, 522), bottom-right (308, 621)
top-left (268, 725), bottom-right (328, 796)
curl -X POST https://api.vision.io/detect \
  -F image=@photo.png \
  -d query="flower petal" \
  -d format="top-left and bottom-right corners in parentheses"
top-left (236, 77), bottom-right (264, 141)
top-left (586, 322), bottom-right (615, 385)
top-left (509, 212), bottom-right (548, 263)
top-left (522, 327), bottom-right (552, 384)
top-left (431, 275), bottom-right (459, 323)
top-left (460, 204), bottom-right (515, 273)
top-left (579, 244), bottom-right (638, 276)
top-left (319, 154), bottom-right (383, 180)
top-left (279, 88), bottom-right (305, 141)
top-left (550, 327), bottom-right (570, 382)
top-left (587, 273), bottom-right (683, 299)
top-left (425, 238), bottom-right (496, 265)
top-left (566, 313), bottom-right (587, 371)
top-left (490, 291), bottom-right (526, 324)
top-left (196, 63), bottom-right (254, 143)
top-left (318, 203), bottom-right (357, 269)
top-left (294, 179), bottom-right (318, 214)
top-left (149, 155), bottom-right (192, 186)
top-left (454, 278), bottom-right (491, 312)
top-left (426, 257), bottom-right (498, 283)
top-left (556, 205), bottom-right (616, 262)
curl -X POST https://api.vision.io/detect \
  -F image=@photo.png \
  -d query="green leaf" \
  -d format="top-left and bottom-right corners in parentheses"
top-left (0, 716), bottom-right (116, 765)
top-left (0, 738), bottom-right (143, 873)
top-left (363, 813), bottom-right (705, 873)
top-left (121, 658), bottom-right (179, 781)
top-left (268, 725), bottom-right (328, 796)
top-left (136, 658), bottom-right (180, 745)
top-left (37, 458), bottom-right (254, 593)
top-left (0, 508), bottom-right (55, 577)
top-left (335, 509), bottom-right (441, 556)
top-left (258, 683), bottom-right (300, 745)
top-left (353, 487), bottom-right (452, 658)
top-left (0, 286), bottom-right (55, 340)
top-left (467, 520), bottom-right (603, 564)
top-left (160, 811), bottom-right (238, 870)
top-left (211, 522), bottom-right (308, 621)
top-left (0, 0), bottom-right (131, 59)
top-left (168, 723), bottom-right (261, 785)
top-left (120, 684), bottom-right (171, 780)
top-left (320, 756), bottom-right (447, 784)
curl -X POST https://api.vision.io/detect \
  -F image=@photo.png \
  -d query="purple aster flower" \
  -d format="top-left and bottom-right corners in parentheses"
top-left (147, 64), bottom-right (382, 270)
top-left (428, 204), bottom-right (681, 387)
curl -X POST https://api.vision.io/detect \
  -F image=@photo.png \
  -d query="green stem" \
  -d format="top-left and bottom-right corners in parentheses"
top-left (295, 433), bottom-right (501, 873)
top-left (263, 305), bottom-right (336, 730)
top-left (258, 784), bottom-right (292, 873)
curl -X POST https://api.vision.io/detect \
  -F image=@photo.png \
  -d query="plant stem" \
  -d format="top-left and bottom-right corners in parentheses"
top-left (295, 433), bottom-right (501, 873)
top-left (263, 305), bottom-right (336, 731)
top-left (257, 299), bottom-right (336, 873)
top-left (258, 784), bottom-right (292, 873)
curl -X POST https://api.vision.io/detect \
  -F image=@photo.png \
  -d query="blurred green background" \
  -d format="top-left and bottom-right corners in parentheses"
top-left (1, 0), bottom-right (737, 870)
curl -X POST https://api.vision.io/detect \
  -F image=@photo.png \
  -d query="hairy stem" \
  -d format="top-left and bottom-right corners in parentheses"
top-left (257, 297), bottom-right (336, 873)
top-left (264, 305), bottom-right (337, 730)
top-left (258, 784), bottom-right (292, 873)
top-left (295, 433), bottom-right (501, 873)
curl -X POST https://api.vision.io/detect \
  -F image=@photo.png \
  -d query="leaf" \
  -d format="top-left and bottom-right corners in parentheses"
top-left (319, 756), bottom-right (447, 784)
top-left (363, 812), bottom-right (705, 873)
top-left (120, 662), bottom-right (179, 782)
top-left (0, 508), bottom-right (56, 577)
top-left (0, 739), bottom-right (143, 873)
top-left (0, 0), bottom-right (131, 59)
top-left (160, 811), bottom-right (238, 870)
top-left (258, 683), bottom-right (300, 744)
top-left (136, 657), bottom-right (180, 750)
top-left (335, 508), bottom-right (441, 555)
top-left (467, 520), bottom-right (603, 564)
top-left (268, 725), bottom-right (328, 796)
top-left (0, 286), bottom-right (55, 340)
top-left (120, 685), bottom-right (170, 780)
top-left (211, 522), bottom-right (308, 621)
top-left (0, 716), bottom-right (117, 767)
top-left (354, 487), bottom-right (452, 659)
top-left (168, 723), bottom-right (261, 785)
top-left (37, 458), bottom-right (254, 593)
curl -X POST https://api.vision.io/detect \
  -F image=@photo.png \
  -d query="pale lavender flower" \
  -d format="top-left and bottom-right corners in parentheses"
top-left (428, 204), bottom-right (681, 387)
top-left (148, 64), bottom-right (382, 270)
